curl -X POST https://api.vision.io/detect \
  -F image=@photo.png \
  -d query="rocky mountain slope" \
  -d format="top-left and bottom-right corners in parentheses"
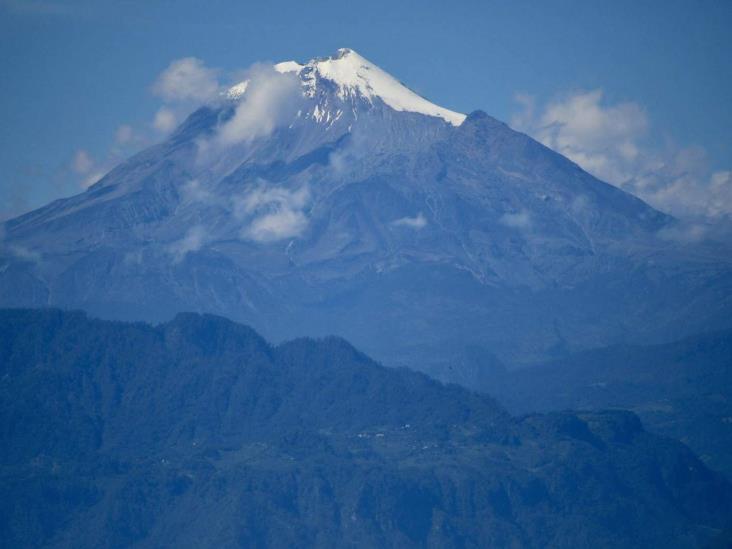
top-left (1, 49), bottom-right (731, 372)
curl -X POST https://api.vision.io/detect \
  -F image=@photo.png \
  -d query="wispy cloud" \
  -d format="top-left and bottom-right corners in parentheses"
top-left (235, 184), bottom-right (310, 243)
top-left (392, 213), bottom-right (427, 230)
top-left (173, 179), bottom-right (311, 244)
top-left (499, 210), bottom-right (532, 229)
top-left (152, 57), bottom-right (221, 104)
top-left (114, 124), bottom-right (134, 144)
top-left (60, 58), bottom-right (220, 194)
top-left (214, 64), bottom-right (303, 147)
top-left (179, 179), bottom-right (216, 205)
top-left (167, 225), bottom-right (208, 262)
top-left (246, 208), bottom-right (309, 243)
top-left (66, 113), bottom-right (157, 194)
top-left (0, 224), bottom-right (41, 262)
top-left (511, 90), bottom-right (732, 222)
top-left (145, 57), bottom-right (224, 140)
top-left (72, 149), bottom-right (94, 174)
top-left (70, 149), bottom-right (106, 188)
top-left (3, 55), bottom-right (301, 223)
top-left (512, 90), bottom-right (648, 185)
top-left (152, 107), bottom-right (178, 134)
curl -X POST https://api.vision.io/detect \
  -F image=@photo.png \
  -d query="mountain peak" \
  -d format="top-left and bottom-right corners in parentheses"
top-left (261, 48), bottom-right (466, 126)
top-left (333, 47), bottom-right (356, 59)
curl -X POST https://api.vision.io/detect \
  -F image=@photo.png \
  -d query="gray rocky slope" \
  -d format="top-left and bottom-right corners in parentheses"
top-left (2, 48), bottom-right (730, 372)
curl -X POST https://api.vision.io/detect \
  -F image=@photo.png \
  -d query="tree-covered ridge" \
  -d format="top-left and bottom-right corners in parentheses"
top-left (0, 309), bottom-right (730, 548)
top-left (480, 330), bottom-right (732, 480)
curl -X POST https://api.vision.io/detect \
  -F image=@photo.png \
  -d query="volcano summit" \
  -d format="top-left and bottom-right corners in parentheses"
top-left (1, 48), bottom-right (730, 376)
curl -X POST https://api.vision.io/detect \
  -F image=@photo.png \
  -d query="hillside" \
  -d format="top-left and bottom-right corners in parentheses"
top-left (472, 330), bottom-right (732, 480)
top-left (1, 309), bottom-right (730, 548)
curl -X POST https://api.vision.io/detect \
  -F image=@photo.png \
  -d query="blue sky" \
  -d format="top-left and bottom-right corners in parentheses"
top-left (1, 0), bottom-right (731, 221)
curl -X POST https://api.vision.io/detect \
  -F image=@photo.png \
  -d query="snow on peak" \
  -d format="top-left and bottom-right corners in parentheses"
top-left (225, 80), bottom-right (249, 100)
top-left (270, 48), bottom-right (466, 126)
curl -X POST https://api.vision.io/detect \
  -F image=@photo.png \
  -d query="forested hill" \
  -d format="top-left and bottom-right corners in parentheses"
top-left (480, 330), bottom-right (732, 480)
top-left (1, 308), bottom-right (731, 548)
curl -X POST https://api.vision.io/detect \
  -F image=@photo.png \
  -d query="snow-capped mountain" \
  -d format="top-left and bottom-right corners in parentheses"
top-left (271, 48), bottom-right (465, 125)
top-left (1, 48), bottom-right (731, 374)
top-left (224, 49), bottom-right (465, 126)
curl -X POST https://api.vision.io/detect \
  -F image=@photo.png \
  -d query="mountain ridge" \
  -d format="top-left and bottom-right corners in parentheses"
top-left (1, 48), bottom-right (730, 370)
top-left (470, 328), bottom-right (732, 480)
top-left (1, 307), bottom-right (731, 548)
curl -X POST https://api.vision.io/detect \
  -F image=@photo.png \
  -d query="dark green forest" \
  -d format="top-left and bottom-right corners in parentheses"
top-left (1, 309), bottom-right (730, 548)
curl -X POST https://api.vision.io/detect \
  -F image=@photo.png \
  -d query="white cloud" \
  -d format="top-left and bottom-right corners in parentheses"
top-left (245, 209), bottom-right (308, 243)
top-left (234, 185), bottom-right (309, 216)
top-left (512, 90), bottom-right (732, 221)
top-left (153, 107), bottom-right (178, 134)
top-left (660, 214), bottom-right (732, 244)
top-left (327, 129), bottom-right (370, 176)
top-left (645, 168), bottom-right (732, 220)
top-left (72, 149), bottom-right (94, 174)
top-left (152, 57), bottom-right (220, 104)
top-left (392, 213), bottom-right (427, 230)
top-left (175, 180), bottom-right (310, 243)
top-left (173, 180), bottom-right (311, 244)
top-left (657, 221), bottom-right (710, 244)
top-left (80, 171), bottom-right (105, 189)
top-left (511, 93), bottom-right (536, 134)
top-left (111, 124), bottom-right (150, 154)
top-left (115, 124), bottom-right (134, 144)
top-left (168, 225), bottom-right (207, 262)
top-left (70, 149), bottom-right (105, 188)
top-left (512, 89), bottom-right (648, 186)
top-left (180, 179), bottom-right (216, 205)
top-left (235, 184), bottom-right (310, 243)
top-left (500, 210), bottom-right (532, 229)
top-left (71, 135), bottom-right (149, 190)
top-left (215, 65), bottom-right (303, 147)
top-left (709, 171), bottom-right (732, 217)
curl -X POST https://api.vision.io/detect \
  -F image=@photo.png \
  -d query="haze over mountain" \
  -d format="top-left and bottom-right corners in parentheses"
top-left (451, 330), bottom-right (732, 480)
top-left (1, 308), bottom-right (731, 548)
top-left (1, 48), bottom-right (731, 374)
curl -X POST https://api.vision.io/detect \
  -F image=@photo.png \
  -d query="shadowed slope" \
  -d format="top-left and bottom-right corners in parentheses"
top-left (0, 309), bottom-right (730, 548)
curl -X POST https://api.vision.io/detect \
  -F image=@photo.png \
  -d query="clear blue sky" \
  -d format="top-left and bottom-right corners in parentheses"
top-left (1, 0), bottom-right (731, 219)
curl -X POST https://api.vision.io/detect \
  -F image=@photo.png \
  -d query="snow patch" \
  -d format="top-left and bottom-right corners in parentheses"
top-left (226, 48), bottom-right (468, 126)
top-left (226, 80), bottom-right (249, 100)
